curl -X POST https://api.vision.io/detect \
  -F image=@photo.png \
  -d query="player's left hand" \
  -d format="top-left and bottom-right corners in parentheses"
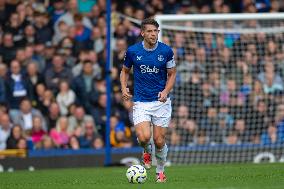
top-left (158, 91), bottom-right (168, 103)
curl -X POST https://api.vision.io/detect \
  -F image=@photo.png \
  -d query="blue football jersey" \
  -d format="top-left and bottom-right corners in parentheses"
top-left (124, 41), bottom-right (175, 102)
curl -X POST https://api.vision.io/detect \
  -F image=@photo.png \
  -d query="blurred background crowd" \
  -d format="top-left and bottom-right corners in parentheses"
top-left (0, 0), bottom-right (284, 151)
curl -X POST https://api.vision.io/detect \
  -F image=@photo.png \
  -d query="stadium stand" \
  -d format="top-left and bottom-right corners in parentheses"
top-left (0, 0), bottom-right (284, 161)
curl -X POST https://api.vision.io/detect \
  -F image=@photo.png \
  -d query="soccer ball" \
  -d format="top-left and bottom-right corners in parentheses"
top-left (126, 165), bottom-right (147, 184)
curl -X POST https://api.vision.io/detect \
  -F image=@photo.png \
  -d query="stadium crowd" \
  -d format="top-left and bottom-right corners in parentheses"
top-left (0, 0), bottom-right (284, 152)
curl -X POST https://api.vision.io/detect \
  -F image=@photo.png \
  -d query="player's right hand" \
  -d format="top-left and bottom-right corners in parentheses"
top-left (122, 88), bottom-right (132, 100)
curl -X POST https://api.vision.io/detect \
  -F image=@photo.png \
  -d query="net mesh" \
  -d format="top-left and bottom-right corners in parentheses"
top-left (117, 13), bottom-right (284, 164)
top-left (159, 16), bottom-right (284, 164)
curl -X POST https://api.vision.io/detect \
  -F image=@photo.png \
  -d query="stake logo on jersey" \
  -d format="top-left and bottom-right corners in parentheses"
top-left (140, 65), bottom-right (159, 74)
top-left (124, 41), bottom-right (176, 102)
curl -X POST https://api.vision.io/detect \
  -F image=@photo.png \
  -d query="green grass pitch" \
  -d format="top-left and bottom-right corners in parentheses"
top-left (1, 163), bottom-right (284, 189)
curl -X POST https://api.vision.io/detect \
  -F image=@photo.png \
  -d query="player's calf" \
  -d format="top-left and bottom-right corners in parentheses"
top-left (142, 151), bottom-right (152, 169)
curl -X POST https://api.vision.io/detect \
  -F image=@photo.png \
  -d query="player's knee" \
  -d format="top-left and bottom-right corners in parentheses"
top-left (137, 134), bottom-right (151, 144)
top-left (154, 137), bottom-right (165, 149)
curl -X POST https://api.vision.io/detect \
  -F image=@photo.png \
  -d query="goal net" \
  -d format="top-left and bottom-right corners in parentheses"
top-left (155, 13), bottom-right (284, 164)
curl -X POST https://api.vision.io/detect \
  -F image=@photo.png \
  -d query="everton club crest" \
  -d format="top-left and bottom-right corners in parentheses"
top-left (158, 55), bottom-right (164, 61)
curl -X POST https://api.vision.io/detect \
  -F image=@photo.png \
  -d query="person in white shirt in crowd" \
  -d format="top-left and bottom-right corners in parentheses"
top-left (11, 98), bottom-right (46, 133)
top-left (0, 113), bottom-right (13, 150)
top-left (56, 80), bottom-right (76, 116)
top-left (68, 105), bottom-right (94, 132)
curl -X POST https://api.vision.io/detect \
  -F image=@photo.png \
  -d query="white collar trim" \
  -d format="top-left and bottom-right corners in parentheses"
top-left (142, 41), bottom-right (158, 51)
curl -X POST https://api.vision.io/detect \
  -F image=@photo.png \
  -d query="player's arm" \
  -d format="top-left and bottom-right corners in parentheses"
top-left (120, 66), bottom-right (132, 100)
top-left (158, 67), bottom-right (176, 102)
top-left (158, 48), bottom-right (176, 102)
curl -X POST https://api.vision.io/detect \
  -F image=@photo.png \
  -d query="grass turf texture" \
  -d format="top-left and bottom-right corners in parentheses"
top-left (0, 163), bottom-right (284, 189)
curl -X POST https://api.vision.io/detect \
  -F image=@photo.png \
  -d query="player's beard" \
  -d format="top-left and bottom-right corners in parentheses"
top-left (146, 37), bottom-right (157, 47)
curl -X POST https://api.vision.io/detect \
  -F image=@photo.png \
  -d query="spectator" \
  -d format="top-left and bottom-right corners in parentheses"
top-left (270, 0), bottom-right (284, 12)
top-left (176, 54), bottom-right (198, 84)
top-left (72, 50), bottom-right (89, 76)
top-left (88, 51), bottom-right (102, 78)
top-left (194, 130), bottom-right (209, 145)
top-left (110, 115), bottom-right (132, 148)
top-left (0, 114), bottom-right (13, 150)
top-left (170, 105), bottom-right (197, 145)
top-left (25, 62), bottom-right (44, 104)
top-left (41, 89), bottom-right (55, 113)
top-left (11, 98), bottom-right (46, 133)
top-left (16, 3), bottom-right (30, 29)
top-left (258, 62), bottom-right (284, 94)
top-left (225, 130), bottom-right (241, 145)
top-left (50, 116), bottom-right (70, 148)
top-left (72, 52), bottom-right (101, 78)
top-left (34, 12), bottom-right (53, 44)
top-left (218, 105), bottom-right (234, 128)
top-left (34, 83), bottom-right (46, 112)
top-left (261, 124), bottom-right (284, 144)
top-left (49, 0), bottom-right (66, 24)
top-left (56, 80), bottom-right (76, 115)
top-left (249, 80), bottom-right (265, 106)
top-left (4, 13), bottom-right (25, 46)
top-left (91, 92), bottom-right (107, 136)
top-left (40, 135), bottom-right (56, 150)
top-left (92, 136), bottom-right (104, 149)
top-left (24, 45), bottom-right (38, 68)
top-left (72, 61), bottom-right (99, 112)
top-left (69, 135), bottom-right (80, 149)
top-left (54, 0), bottom-right (93, 34)
top-left (247, 99), bottom-right (269, 143)
top-left (90, 26), bottom-right (104, 54)
top-left (275, 104), bottom-right (284, 136)
top-left (78, 120), bottom-right (101, 148)
top-left (15, 48), bottom-right (27, 67)
top-left (68, 105), bottom-right (94, 132)
top-left (25, 61), bottom-right (45, 98)
top-left (234, 118), bottom-right (250, 143)
top-left (239, 74), bottom-right (253, 98)
top-left (58, 37), bottom-right (76, 67)
top-left (113, 38), bottom-right (127, 68)
top-left (200, 81), bottom-right (218, 108)
top-left (44, 54), bottom-right (73, 93)
top-left (46, 102), bottom-right (61, 131)
top-left (0, 76), bottom-right (6, 103)
top-left (30, 116), bottom-right (47, 147)
top-left (255, 0), bottom-right (271, 12)
top-left (5, 60), bottom-right (33, 109)
top-left (6, 124), bottom-right (25, 149)
top-left (73, 13), bottom-right (92, 52)
top-left (23, 25), bottom-right (36, 46)
top-left (17, 137), bottom-right (27, 150)
top-left (0, 63), bottom-right (8, 79)
top-left (220, 79), bottom-right (245, 106)
top-left (53, 20), bottom-right (69, 45)
top-left (117, 99), bottom-right (133, 127)
top-left (0, 1), bottom-right (9, 28)
top-left (200, 106), bottom-right (221, 143)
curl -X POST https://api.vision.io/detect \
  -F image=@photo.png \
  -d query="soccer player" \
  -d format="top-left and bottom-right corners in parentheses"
top-left (120, 18), bottom-right (176, 183)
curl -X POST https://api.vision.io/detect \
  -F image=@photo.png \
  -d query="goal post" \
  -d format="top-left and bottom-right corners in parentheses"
top-left (156, 13), bottom-right (284, 40)
top-left (155, 13), bottom-right (284, 164)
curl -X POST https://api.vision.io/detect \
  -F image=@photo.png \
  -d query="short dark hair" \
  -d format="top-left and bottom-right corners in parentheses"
top-left (141, 18), bottom-right (159, 30)
top-left (74, 13), bottom-right (83, 21)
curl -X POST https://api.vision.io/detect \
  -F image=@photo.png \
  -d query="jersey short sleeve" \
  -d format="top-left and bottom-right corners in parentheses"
top-left (123, 49), bottom-right (133, 68)
top-left (166, 48), bottom-right (176, 69)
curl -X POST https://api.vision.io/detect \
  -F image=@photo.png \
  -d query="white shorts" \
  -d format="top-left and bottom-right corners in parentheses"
top-left (133, 98), bottom-right (172, 127)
